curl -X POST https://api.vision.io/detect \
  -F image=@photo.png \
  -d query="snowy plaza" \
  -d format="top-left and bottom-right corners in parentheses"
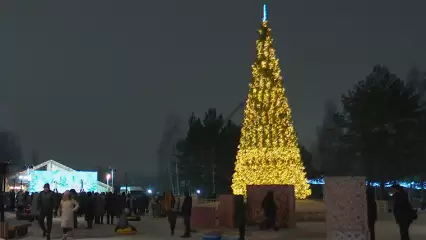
top-left (13, 210), bottom-right (426, 240)
top-left (0, 3), bottom-right (425, 240)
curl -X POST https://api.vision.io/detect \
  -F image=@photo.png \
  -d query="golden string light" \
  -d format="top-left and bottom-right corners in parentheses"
top-left (231, 19), bottom-right (311, 199)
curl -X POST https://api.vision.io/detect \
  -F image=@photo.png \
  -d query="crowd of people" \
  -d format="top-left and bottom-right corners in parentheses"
top-left (9, 183), bottom-right (194, 240)
top-left (34, 183), bottom-right (147, 239)
top-left (10, 182), bottom-right (418, 240)
top-left (12, 187), bottom-right (150, 222)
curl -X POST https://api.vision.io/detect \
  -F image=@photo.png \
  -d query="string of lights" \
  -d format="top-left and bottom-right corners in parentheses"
top-left (231, 5), bottom-right (311, 199)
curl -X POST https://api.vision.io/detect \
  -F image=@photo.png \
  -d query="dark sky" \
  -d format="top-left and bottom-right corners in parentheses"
top-left (0, 1), bottom-right (425, 182)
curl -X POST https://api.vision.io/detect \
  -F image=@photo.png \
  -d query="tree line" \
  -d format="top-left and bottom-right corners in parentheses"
top-left (315, 66), bottom-right (426, 198)
top-left (159, 65), bottom-right (426, 197)
top-left (168, 110), bottom-right (316, 195)
top-left (0, 131), bottom-right (23, 170)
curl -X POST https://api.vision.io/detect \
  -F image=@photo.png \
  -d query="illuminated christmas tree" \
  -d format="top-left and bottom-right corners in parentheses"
top-left (231, 5), bottom-right (311, 199)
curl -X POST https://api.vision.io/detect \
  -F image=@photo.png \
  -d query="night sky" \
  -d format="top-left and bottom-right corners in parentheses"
top-left (0, 1), bottom-right (425, 182)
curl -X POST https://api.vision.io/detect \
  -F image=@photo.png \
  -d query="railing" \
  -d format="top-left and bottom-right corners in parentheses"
top-left (196, 198), bottom-right (218, 204)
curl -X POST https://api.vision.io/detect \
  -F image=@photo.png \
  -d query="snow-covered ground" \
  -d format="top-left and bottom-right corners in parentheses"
top-left (9, 213), bottom-right (426, 239)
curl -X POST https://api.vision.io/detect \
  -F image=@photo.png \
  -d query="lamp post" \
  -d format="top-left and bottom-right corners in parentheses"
top-left (124, 172), bottom-right (128, 194)
top-left (106, 173), bottom-right (111, 191)
top-left (0, 162), bottom-right (9, 225)
top-left (109, 167), bottom-right (116, 192)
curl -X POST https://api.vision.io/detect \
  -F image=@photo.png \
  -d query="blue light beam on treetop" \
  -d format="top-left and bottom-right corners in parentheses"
top-left (263, 4), bottom-right (268, 22)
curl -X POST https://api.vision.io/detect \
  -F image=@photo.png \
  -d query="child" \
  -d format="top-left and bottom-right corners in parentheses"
top-left (115, 208), bottom-right (137, 232)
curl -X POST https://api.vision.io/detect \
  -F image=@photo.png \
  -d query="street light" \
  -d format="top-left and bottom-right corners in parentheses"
top-left (147, 189), bottom-right (152, 194)
top-left (106, 173), bottom-right (111, 190)
top-left (196, 189), bottom-right (201, 194)
top-left (108, 167), bottom-right (116, 192)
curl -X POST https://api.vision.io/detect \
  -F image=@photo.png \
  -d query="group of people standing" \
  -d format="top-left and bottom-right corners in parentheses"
top-left (33, 184), bottom-right (195, 239)
top-left (20, 183), bottom-right (420, 240)
top-left (36, 183), bottom-right (137, 240)
top-left (257, 185), bottom-right (418, 240)
top-left (366, 184), bottom-right (418, 240)
top-left (164, 191), bottom-right (193, 238)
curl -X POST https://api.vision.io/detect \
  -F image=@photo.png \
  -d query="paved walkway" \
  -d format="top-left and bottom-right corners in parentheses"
top-left (12, 213), bottom-right (426, 239)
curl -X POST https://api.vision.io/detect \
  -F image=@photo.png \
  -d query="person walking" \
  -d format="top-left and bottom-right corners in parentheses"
top-left (180, 191), bottom-right (192, 238)
top-left (392, 184), bottom-right (417, 240)
top-left (59, 191), bottom-right (79, 240)
top-left (366, 186), bottom-right (377, 240)
top-left (165, 191), bottom-right (178, 236)
top-left (235, 197), bottom-right (247, 240)
top-left (37, 183), bottom-right (55, 240)
top-left (148, 197), bottom-right (155, 217)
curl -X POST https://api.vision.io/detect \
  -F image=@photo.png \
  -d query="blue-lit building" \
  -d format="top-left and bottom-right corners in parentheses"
top-left (7, 159), bottom-right (112, 193)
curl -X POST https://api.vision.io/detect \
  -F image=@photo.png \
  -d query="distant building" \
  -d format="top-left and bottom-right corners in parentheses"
top-left (7, 159), bottom-right (112, 193)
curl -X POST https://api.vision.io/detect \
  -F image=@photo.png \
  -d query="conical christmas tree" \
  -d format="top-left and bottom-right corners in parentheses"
top-left (232, 5), bottom-right (311, 199)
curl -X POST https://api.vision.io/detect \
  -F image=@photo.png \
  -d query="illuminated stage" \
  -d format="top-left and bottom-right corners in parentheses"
top-left (30, 170), bottom-right (97, 193)
top-left (7, 159), bottom-right (112, 193)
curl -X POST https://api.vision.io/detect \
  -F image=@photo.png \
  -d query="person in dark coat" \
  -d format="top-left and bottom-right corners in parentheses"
top-left (142, 194), bottom-right (150, 215)
top-left (366, 186), bottom-right (377, 240)
top-left (85, 192), bottom-right (95, 229)
top-left (180, 191), bottom-right (192, 238)
top-left (106, 192), bottom-right (116, 224)
top-left (94, 193), bottom-right (106, 224)
top-left (117, 192), bottom-right (126, 216)
top-left (79, 192), bottom-right (88, 218)
top-left (392, 184), bottom-right (415, 240)
top-left (235, 197), bottom-right (246, 240)
top-left (261, 191), bottom-right (277, 230)
top-left (16, 190), bottom-right (26, 213)
top-left (53, 192), bottom-right (62, 218)
top-left (9, 191), bottom-right (15, 212)
top-left (37, 183), bottom-right (55, 240)
top-left (69, 189), bottom-right (79, 228)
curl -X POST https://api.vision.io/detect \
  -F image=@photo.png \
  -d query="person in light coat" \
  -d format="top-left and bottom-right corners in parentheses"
top-left (59, 191), bottom-right (79, 240)
top-left (148, 197), bottom-right (156, 217)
